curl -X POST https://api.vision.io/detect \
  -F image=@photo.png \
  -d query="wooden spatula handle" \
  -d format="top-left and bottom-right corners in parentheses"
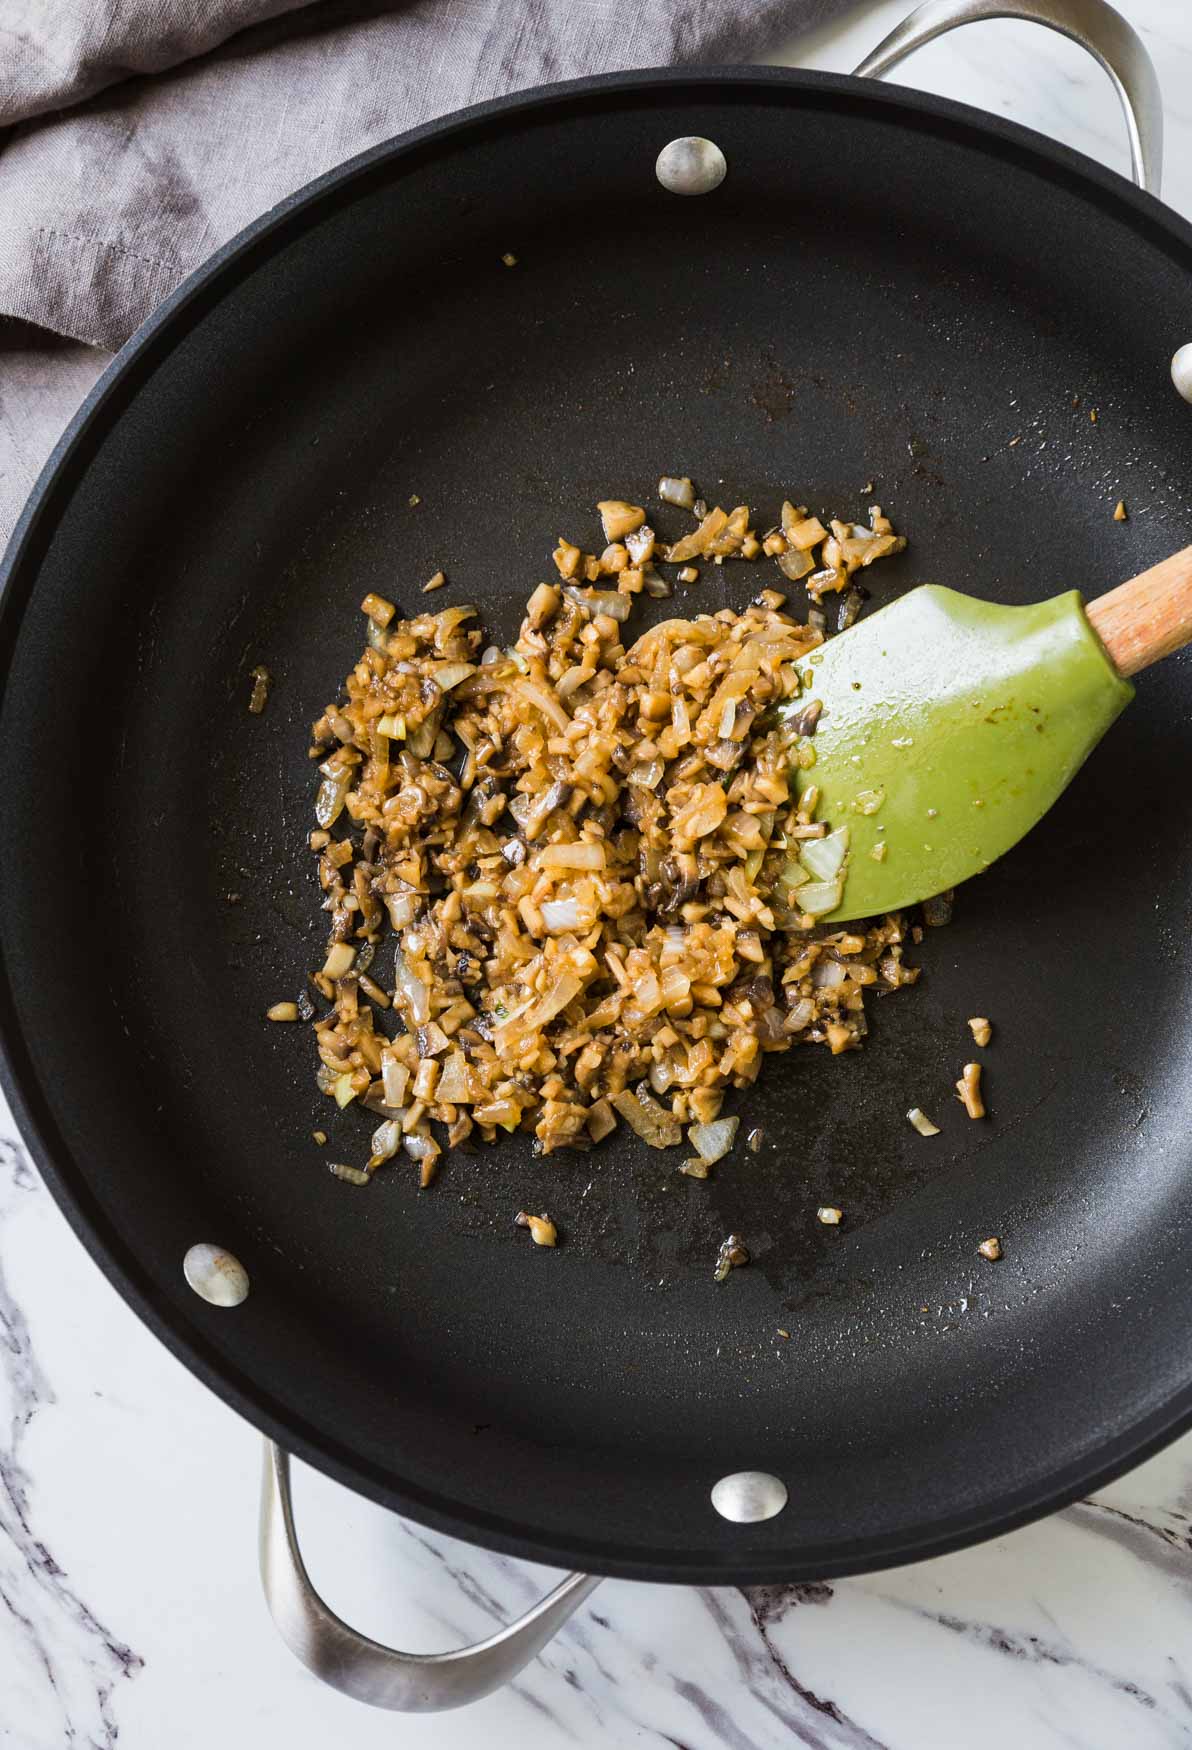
top-left (1086, 545), bottom-right (1192, 677)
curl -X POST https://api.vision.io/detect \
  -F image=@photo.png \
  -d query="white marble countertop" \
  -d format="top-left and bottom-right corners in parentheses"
top-left (5, 3), bottom-right (1192, 1746)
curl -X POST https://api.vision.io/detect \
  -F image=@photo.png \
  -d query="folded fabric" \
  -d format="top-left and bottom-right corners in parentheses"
top-left (0, 0), bottom-right (852, 354)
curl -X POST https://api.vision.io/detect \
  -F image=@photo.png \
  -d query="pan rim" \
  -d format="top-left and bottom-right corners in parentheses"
top-left (3, 65), bottom-right (1192, 1584)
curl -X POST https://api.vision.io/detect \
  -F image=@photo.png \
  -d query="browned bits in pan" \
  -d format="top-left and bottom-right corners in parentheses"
top-left (248, 665), bottom-right (271, 714)
top-left (714, 1234), bottom-right (750, 1281)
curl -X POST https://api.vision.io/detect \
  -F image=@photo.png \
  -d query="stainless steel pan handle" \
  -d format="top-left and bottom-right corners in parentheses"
top-left (260, 1441), bottom-right (601, 1712)
top-left (853, 0), bottom-right (1162, 195)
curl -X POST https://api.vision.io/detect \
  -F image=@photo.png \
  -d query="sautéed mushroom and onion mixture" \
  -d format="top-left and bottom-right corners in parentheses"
top-left (294, 487), bottom-right (925, 1196)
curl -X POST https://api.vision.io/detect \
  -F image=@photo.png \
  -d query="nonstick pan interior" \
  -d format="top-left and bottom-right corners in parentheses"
top-left (3, 73), bottom-right (1192, 1582)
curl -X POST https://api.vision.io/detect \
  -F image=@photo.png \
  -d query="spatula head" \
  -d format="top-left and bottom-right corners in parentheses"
top-left (782, 586), bottom-right (1134, 922)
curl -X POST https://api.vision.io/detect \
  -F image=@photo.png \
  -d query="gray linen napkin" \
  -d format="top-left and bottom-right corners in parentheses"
top-left (0, 0), bottom-right (854, 540)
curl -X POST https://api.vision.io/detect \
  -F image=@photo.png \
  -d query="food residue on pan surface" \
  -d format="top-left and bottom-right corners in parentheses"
top-left (515, 1210), bottom-right (558, 1247)
top-left (714, 1233), bottom-right (750, 1282)
top-left (907, 1106), bottom-right (940, 1137)
top-left (248, 665), bottom-right (271, 714)
top-left (956, 1061), bottom-right (986, 1119)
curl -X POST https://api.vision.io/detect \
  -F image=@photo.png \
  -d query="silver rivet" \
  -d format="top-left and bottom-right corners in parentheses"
top-left (710, 1470), bottom-right (788, 1523)
top-left (1172, 343), bottom-right (1192, 404)
top-left (184, 1243), bottom-right (250, 1307)
top-left (656, 137), bottom-right (727, 197)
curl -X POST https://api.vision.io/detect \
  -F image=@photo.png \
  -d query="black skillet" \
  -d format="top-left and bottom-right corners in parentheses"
top-left (1, 0), bottom-right (1191, 1710)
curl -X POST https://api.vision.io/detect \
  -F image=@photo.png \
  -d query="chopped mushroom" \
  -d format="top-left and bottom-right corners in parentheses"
top-left (956, 1061), bottom-right (985, 1118)
top-left (597, 500), bottom-right (646, 542)
top-left (515, 1210), bottom-right (558, 1247)
top-left (321, 942), bottom-right (355, 979)
top-left (714, 1233), bottom-right (750, 1281)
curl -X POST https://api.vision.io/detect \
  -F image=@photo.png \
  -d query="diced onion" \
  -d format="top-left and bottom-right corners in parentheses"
top-left (370, 1119), bottom-right (402, 1163)
top-left (315, 769), bottom-right (352, 829)
top-left (428, 662), bottom-right (476, 692)
top-left (514, 679), bottom-right (571, 732)
top-left (394, 946), bottom-right (431, 1025)
top-left (800, 826), bottom-right (849, 882)
top-left (629, 758), bottom-right (664, 789)
top-left (322, 941), bottom-right (356, 979)
top-left (611, 1086), bottom-right (682, 1149)
top-left (540, 898), bottom-right (582, 933)
top-left (435, 1050), bottom-right (472, 1104)
top-left (597, 500), bottom-right (646, 542)
top-left (384, 892), bottom-right (419, 931)
top-left (658, 476), bottom-right (696, 510)
top-left (381, 1053), bottom-right (409, 1108)
top-left (538, 841), bottom-right (605, 871)
top-left (563, 586), bottom-right (632, 622)
top-left (795, 879), bottom-right (842, 917)
top-left (688, 1116), bottom-right (739, 1164)
top-left (776, 548), bottom-right (815, 582)
top-left (649, 1059), bottom-right (674, 1094)
top-left (405, 709), bottom-right (441, 759)
top-left (812, 958), bottom-right (847, 989)
top-left (665, 506), bottom-right (728, 564)
top-left (907, 1107), bottom-right (941, 1137)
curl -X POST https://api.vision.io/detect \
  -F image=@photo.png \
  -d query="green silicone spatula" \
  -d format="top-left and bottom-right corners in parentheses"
top-left (780, 545), bottom-right (1192, 922)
